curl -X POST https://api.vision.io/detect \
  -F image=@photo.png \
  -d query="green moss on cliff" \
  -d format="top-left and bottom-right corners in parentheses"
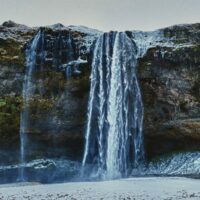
top-left (0, 38), bottom-right (25, 66)
top-left (0, 96), bottom-right (22, 146)
top-left (28, 97), bottom-right (54, 119)
top-left (35, 71), bottom-right (66, 97)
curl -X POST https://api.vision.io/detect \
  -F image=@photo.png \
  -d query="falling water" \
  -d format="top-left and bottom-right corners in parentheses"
top-left (66, 32), bottom-right (75, 61)
top-left (65, 32), bottom-right (76, 79)
top-left (82, 32), bottom-right (144, 179)
top-left (18, 30), bottom-right (42, 181)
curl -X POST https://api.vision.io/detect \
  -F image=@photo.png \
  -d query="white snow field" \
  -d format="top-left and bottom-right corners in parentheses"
top-left (0, 177), bottom-right (199, 200)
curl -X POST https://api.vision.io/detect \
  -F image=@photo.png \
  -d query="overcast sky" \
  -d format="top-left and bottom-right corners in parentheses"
top-left (0, 0), bottom-right (200, 31)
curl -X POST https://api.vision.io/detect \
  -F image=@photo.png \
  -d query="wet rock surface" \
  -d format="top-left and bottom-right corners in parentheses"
top-left (0, 21), bottom-right (100, 165)
top-left (137, 25), bottom-right (200, 158)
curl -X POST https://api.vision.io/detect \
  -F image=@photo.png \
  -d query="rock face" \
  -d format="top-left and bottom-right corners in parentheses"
top-left (136, 24), bottom-right (200, 159)
top-left (0, 22), bottom-right (100, 164)
top-left (0, 22), bottom-right (34, 164)
top-left (0, 21), bottom-right (199, 165)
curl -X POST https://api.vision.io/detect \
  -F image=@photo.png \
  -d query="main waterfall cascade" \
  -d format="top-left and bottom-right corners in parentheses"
top-left (82, 32), bottom-right (144, 179)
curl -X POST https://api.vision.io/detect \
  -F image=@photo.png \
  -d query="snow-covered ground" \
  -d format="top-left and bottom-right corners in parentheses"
top-left (0, 177), bottom-right (199, 200)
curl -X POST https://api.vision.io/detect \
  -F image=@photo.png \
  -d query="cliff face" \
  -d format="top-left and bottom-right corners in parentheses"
top-left (0, 22), bottom-right (33, 163)
top-left (0, 21), bottom-right (199, 165)
top-left (136, 24), bottom-right (200, 159)
top-left (0, 21), bottom-right (100, 164)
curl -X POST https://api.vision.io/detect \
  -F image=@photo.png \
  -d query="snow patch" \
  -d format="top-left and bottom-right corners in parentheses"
top-left (147, 152), bottom-right (200, 176)
top-left (132, 29), bottom-right (194, 58)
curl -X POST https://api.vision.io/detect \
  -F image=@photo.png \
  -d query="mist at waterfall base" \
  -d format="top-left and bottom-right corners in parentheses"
top-left (0, 29), bottom-right (200, 184)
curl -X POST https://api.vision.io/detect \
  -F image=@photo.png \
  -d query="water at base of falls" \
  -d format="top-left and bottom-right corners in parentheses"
top-left (82, 32), bottom-right (144, 179)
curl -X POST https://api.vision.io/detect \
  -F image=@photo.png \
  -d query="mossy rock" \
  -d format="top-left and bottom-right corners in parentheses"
top-left (28, 97), bottom-right (54, 120)
top-left (0, 96), bottom-right (22, 147)
top-left (34, 70), bottom-right (66, 97)
top-left (0, 38), bottom-right (25, 66)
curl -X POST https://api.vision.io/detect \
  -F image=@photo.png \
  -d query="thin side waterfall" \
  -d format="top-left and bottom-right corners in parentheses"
top-left (82, 32), bottom-right (144, 179)
top-left (65, 32), bottom-right (75, 79)
top-left (18, 31), bottom-right (42, 181)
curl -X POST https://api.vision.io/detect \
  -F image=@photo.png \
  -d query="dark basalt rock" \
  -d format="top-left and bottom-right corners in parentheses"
top-left (0, 22), bottom-right (97, 164)
top-left (2, 20), bottom-right (23, 28)
top-left (137, 28), bottom-right (200, 159)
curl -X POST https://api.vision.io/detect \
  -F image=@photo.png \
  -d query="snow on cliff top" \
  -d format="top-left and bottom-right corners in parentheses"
top-left (44, 23), bottom-right (102, 36)
top-left (68, 25), bottom-right (102, 36)
top-left (132, 29), bottom-right (195, 57)
top-left (0, 21), bottom-right (198, 54)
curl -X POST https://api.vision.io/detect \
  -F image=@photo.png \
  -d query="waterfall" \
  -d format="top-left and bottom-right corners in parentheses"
top-left (82, 32), bottom-right (144, 179)
top-left (65, 32), bottom-right (75, 79)
top-left (65, 32), bottom-right (75, 80)
top-left (66, 32), bottom-right (75, 62)
top-left (18, 30), bottom-right (42, 181)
